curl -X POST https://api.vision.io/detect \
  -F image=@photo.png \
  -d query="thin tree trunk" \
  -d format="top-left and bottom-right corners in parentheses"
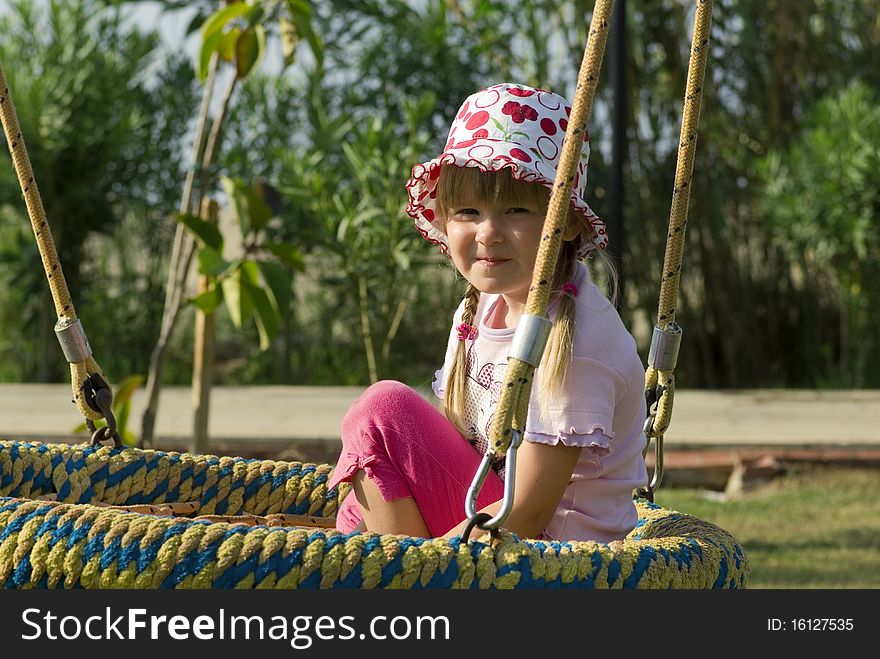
top-left (358, 275), bottom-right (378, 383)
top-left (192, 200), bottom-right (219, 454)
top-left (381, 285), bottom-right (410, 366)
top-left (141, 54), bottom-right (238, 449)
top-left (282, 273), bottom-right (294, 383)
top-left (140, 54), bottom-right (219, 448)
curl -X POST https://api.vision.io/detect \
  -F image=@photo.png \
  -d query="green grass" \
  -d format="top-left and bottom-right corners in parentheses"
top-left (653, 464), bottom-right (880, 588)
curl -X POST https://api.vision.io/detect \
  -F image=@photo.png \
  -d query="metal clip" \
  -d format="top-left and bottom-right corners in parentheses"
top-left (463, 429), bottom-right (524, 539)
top-left (82, 374), bottom-right (121, 448)
top-left (647, 322), bottom-right (682, 371)
top-left (643, 383), bottom-right (665, 437)
top-left (54, 318), bottom-right (93, 363)
top-left (508, 314), bottom-right (552, 366)
top-left (638, 434), bottom-right (664, 502)
top-left (86, 417), bottom-right (122, 449)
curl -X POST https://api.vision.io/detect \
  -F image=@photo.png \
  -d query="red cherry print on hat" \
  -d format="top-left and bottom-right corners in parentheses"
top-left (502, 101), bottom-right (539, 124)
top-left (508, 87), bottom-right (535, 97)
top-left (540, 118), bottom-right (557, 136)
top-left (559, 118), bottom-right (568, 132)
top-left (424, 208), bottom-right (435, 221)
top-left (473, 128), bottom-right (489, 139)
top-left (445, 139), bottom-right (455, 149)
top-left (465, 110), bottom-right (490, 130)
top-left (455, 139), bottom-right (478, 149)
top-left (565, 106), bottom-right (571, 117)
top-left (457, 101), bottom-right (470, 119)
top-left (510, 148), bottom-right (532, 163)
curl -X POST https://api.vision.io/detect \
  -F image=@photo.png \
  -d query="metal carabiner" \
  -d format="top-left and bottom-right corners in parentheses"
top-left (638, 433), bottom-right (664, 502)
top-left (643, 383), bottom-right (665, 436)
top-left (86, 418), bottom-right (122, 449)
top-left (639, 385), bottom-right (666, 502)
top-left (463, 429), bottom-right (524, 539)
top-left (85, 384), bottom-right (122, 449)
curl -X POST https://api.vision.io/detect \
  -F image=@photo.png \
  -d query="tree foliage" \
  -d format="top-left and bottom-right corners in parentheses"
top-left (0, 0), bottom-right (198, 382)
top-left (1, 0), bottom-right (877, 391)
top-left (759, 81), bottom-right (880, 386)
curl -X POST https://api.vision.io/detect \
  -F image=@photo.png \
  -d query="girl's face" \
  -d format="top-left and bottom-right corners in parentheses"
top-left (444, 195), bottom-right (545, 307)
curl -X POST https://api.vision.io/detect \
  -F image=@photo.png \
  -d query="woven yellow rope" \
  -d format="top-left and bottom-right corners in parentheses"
top-left (489, 0), bottom-right (616, 456)
top-left (645, 0), bottom-right (714, 449)
top-left (0, 441), bottom-right (749, 589)
top-left (0, 63), bottom-right (108, 422)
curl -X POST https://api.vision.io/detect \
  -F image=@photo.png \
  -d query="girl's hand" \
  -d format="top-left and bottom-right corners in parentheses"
top-left (441, 439), bottom-right (581, 540)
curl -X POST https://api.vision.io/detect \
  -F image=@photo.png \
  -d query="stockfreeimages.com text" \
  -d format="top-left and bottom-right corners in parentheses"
top-left (21, 607), bottom-right (450, 648)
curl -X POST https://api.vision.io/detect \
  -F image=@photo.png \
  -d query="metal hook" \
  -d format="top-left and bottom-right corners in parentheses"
top-left (85, 417), bottom-right (122, 449)
top-left (637, 434), bottom-right (664, 502)
top-left (463, 429), bottom-right (523, 538)
top-left (84, 384), bottom-right (121, 449)
top-left (639, 384), bottom-right (667, 502)
top-left (460, 513), bottom-right (496, 545)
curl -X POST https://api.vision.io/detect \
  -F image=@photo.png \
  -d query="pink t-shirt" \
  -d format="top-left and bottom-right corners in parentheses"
top-left (432, 262), bottom-right (648, 543)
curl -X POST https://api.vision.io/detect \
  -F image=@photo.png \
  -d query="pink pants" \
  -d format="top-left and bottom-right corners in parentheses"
top-left (326, 380), bottom-right (504, 537)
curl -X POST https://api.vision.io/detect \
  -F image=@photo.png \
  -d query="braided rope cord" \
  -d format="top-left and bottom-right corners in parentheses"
top-left (489, 0), bottom-right (615, 456)
top-left (0, 441), bottom-right (346, 517)
top-left (645, 0), bottom-right (714, 441)
top-left (0, 63), bottom-right (108, 423)
top-left (0, 441), bottom-right (748, 589)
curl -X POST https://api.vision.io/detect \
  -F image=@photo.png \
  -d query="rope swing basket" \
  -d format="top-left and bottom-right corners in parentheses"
top-left (0, 0), bottom-right (749, 589)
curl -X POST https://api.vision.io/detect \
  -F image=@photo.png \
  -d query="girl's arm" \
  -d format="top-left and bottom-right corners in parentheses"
top-left (441, 440), bottom-right (581, 540)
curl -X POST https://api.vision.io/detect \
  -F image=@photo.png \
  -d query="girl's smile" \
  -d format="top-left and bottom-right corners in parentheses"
top-left (474, 257), bottom-right (511, 267)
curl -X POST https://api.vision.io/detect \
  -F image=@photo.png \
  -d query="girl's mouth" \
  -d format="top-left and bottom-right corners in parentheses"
top-left (476, 258), bottom-right (510, 267)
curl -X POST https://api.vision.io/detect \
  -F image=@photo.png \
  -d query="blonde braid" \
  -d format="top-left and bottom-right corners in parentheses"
top-left (536, 240), bottom-right (579, 416)
top-left (444, 282), bottom-right (481, 436)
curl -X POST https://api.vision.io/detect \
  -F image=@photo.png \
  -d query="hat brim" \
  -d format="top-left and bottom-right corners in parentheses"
top-left (405, 151), bottom-right (608, 259)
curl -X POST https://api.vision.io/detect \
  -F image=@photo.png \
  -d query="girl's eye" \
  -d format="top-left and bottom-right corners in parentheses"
top-left (506, 207), bottom-right (532, 214)
top-left (452, 208), bottom-right (479, 217)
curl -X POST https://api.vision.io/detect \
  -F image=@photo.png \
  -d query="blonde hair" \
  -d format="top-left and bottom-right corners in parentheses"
top-left (436, 165), bottom-right (617, 434)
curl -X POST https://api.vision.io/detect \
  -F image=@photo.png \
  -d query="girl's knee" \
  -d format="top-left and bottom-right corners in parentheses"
top-left (363, 380), bottom-right (420, 405)
top-left (342, 380), bottom-right (423, 433)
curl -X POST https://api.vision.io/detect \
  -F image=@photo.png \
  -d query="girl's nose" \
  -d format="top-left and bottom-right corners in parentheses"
top-left (475, 213), bottom-right (504, 244)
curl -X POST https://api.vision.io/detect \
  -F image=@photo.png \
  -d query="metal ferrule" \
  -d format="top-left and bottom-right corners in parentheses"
top-left (647, 322), bottom-right (682, 371)
top-left (508, 314), bottom-right (552, 366)
top-left (466, 429), bottom-right (524, 531)
top-left (54, 318), bottom-right (92, 363)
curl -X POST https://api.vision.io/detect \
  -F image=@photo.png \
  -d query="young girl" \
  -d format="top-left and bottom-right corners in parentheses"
top-left (327, 83), bottom-right (648, 543)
